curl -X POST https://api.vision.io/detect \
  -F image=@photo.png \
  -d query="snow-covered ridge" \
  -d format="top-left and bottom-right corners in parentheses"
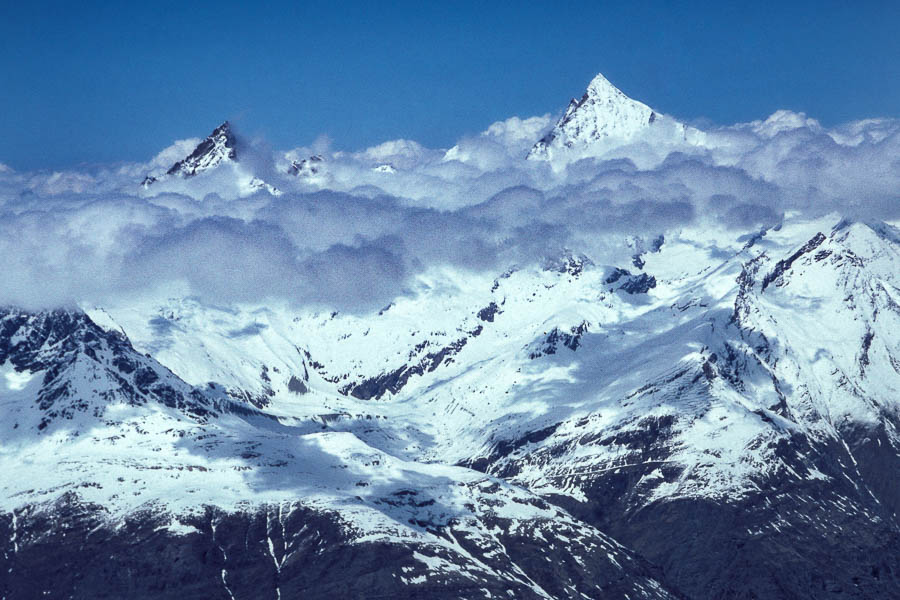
top-left (528, 73), bottom-right (658, 157)
top-left (4, 217), bottom-right (900, 598)
top-left (42, 215), bottom-right (898, 596)
top-left (142, 121), bottom-right (236, 187)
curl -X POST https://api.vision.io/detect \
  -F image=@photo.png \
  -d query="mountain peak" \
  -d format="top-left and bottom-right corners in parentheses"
top-left (140, 121), bottom-right (280, 195)
top-left (584, 71), bottom-right (630, 102)
top-left (165, 121), bottom-right (237, 177)
top-left (528, 72), bottom-right (660, 161)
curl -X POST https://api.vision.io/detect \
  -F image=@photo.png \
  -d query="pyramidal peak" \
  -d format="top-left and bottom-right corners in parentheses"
top-left (165, 121), bottom-right (237, 178)
top-left (528, 72), bottom-right (703, 163)
top-left (142, 121), bottom-right (237, 189)
top-left (141, 121), bottom-right (280, 195)
top-left (583, 71), bottom-right (644, 106)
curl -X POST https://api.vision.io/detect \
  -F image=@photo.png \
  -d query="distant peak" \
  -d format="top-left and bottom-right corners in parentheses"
top-left (528, 71), bottom-right (703, 163)
top-left (527, 72), bottom-right (658, 160)
top-left (288, 154), bottom-right (325, 177)
top-left (163, 121), bottom-right (237, 178)
top-left (141, 119), bottom-right (278, 196)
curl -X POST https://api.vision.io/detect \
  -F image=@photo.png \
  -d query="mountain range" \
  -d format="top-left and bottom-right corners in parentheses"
top-left (3, 73), bottom-right (900, 599)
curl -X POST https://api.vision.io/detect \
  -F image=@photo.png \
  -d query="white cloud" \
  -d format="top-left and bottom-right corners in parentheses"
top-left (149, 138), bottom-right (202, 170)
top-left (0, 108), bottom-right (897, 312)
top-left (746, 110), bottom-right (823, 139)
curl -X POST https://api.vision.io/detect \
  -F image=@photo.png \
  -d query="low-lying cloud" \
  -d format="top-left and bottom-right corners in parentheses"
top-left (0, 109), bottom-right (898, 312)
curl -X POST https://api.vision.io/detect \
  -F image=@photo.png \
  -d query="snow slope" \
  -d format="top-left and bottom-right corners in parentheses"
top-left (4, 213), bottom-right (900, 599)
top-left (53, 212), bottom-right (900, 598)
top-left (0, 307), bottom-right (677, 599)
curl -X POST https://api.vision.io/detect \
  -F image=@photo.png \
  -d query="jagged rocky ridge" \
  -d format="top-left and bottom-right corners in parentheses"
top-left (288, 154), bottom-right (324, 177)
top-left (165, 121), bottom-right (237, 178)
top-left (5, 215), bottom-right (900, 599)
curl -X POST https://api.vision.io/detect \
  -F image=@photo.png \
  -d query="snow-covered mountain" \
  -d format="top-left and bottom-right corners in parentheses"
top-left (3, 72), bottom-right (900, 599)
top-left (528, 72), bottom-right (706, 165)
top-left (5, 212), bottom-right (900, 598)
top-left (142, 121), bottom-right (281, 195)
top-left (165, 120), bottom-right (238, 178)
top-left (0, 307), bottom-right (678, 600)
top-left (287, 154), bottom-right (327, 184)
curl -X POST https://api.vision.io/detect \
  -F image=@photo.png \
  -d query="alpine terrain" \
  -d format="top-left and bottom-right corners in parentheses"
top-left (2, 72), bottom-right (900, 600)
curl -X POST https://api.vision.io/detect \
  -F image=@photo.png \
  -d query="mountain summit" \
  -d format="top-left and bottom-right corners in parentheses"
top-left (528, 72), bottom-right (704, 163)
top-left (165, 121), bottom-right (237, 178)
top-left (141, 121), bottom-right (279, 195)
top-left (142, 122), bottom-right (236, 188)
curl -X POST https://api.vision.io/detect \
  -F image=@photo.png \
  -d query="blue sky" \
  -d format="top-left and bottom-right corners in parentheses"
top-left (2, 0), bottom-right (898, 170)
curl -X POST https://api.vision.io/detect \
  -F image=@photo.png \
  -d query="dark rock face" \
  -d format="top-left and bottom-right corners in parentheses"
top-left (0, 495), bottom-right (679, 600)
top-left (288, 155), bottom-right (324, 177)
top-left (549, 435), bottom-right (900, 600)
top-left (0, 309), bottom-right (274, 433)
top-left (619, 273), bottom-right (656, 294)
top-left (477, 301), bottom-right (501, 322)
top-left (545, 252), bottom-right (593, 277)
top-left (605, 267), bottom-right (631, 284)
top-left (1, 309), bottom-right (104, 372)
top-left (287, 375), bottom-right (308, 394)
top-left (761, 232), bottom-right (826, 290)
top-left (604, 268), bottom-right (657, 293)
top-left (473, 399), bottom-right (900, 600)
top-left (341, 325), bottom-right (483, 400)
top-left (529, 321), bottom-right (589, 359)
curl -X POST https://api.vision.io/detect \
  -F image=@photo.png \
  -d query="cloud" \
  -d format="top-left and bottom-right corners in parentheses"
top-left (0, 109), bottom-right (898, 312)
top-left (353, 139), bottom-right (438, 170)
top-left (300, 238), bottom-right (408, 310)
top-left (120, 217), bottom-right (304, 303)
top-left (149, 138), bottom-right (202, 170)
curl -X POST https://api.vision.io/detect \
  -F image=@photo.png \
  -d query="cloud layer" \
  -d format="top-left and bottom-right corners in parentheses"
top-left (1, 109), bottom-right (898, 311)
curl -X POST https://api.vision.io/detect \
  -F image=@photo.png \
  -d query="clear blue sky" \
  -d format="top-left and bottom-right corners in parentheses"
top-left (2, 1), bottom-right (898, 170)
